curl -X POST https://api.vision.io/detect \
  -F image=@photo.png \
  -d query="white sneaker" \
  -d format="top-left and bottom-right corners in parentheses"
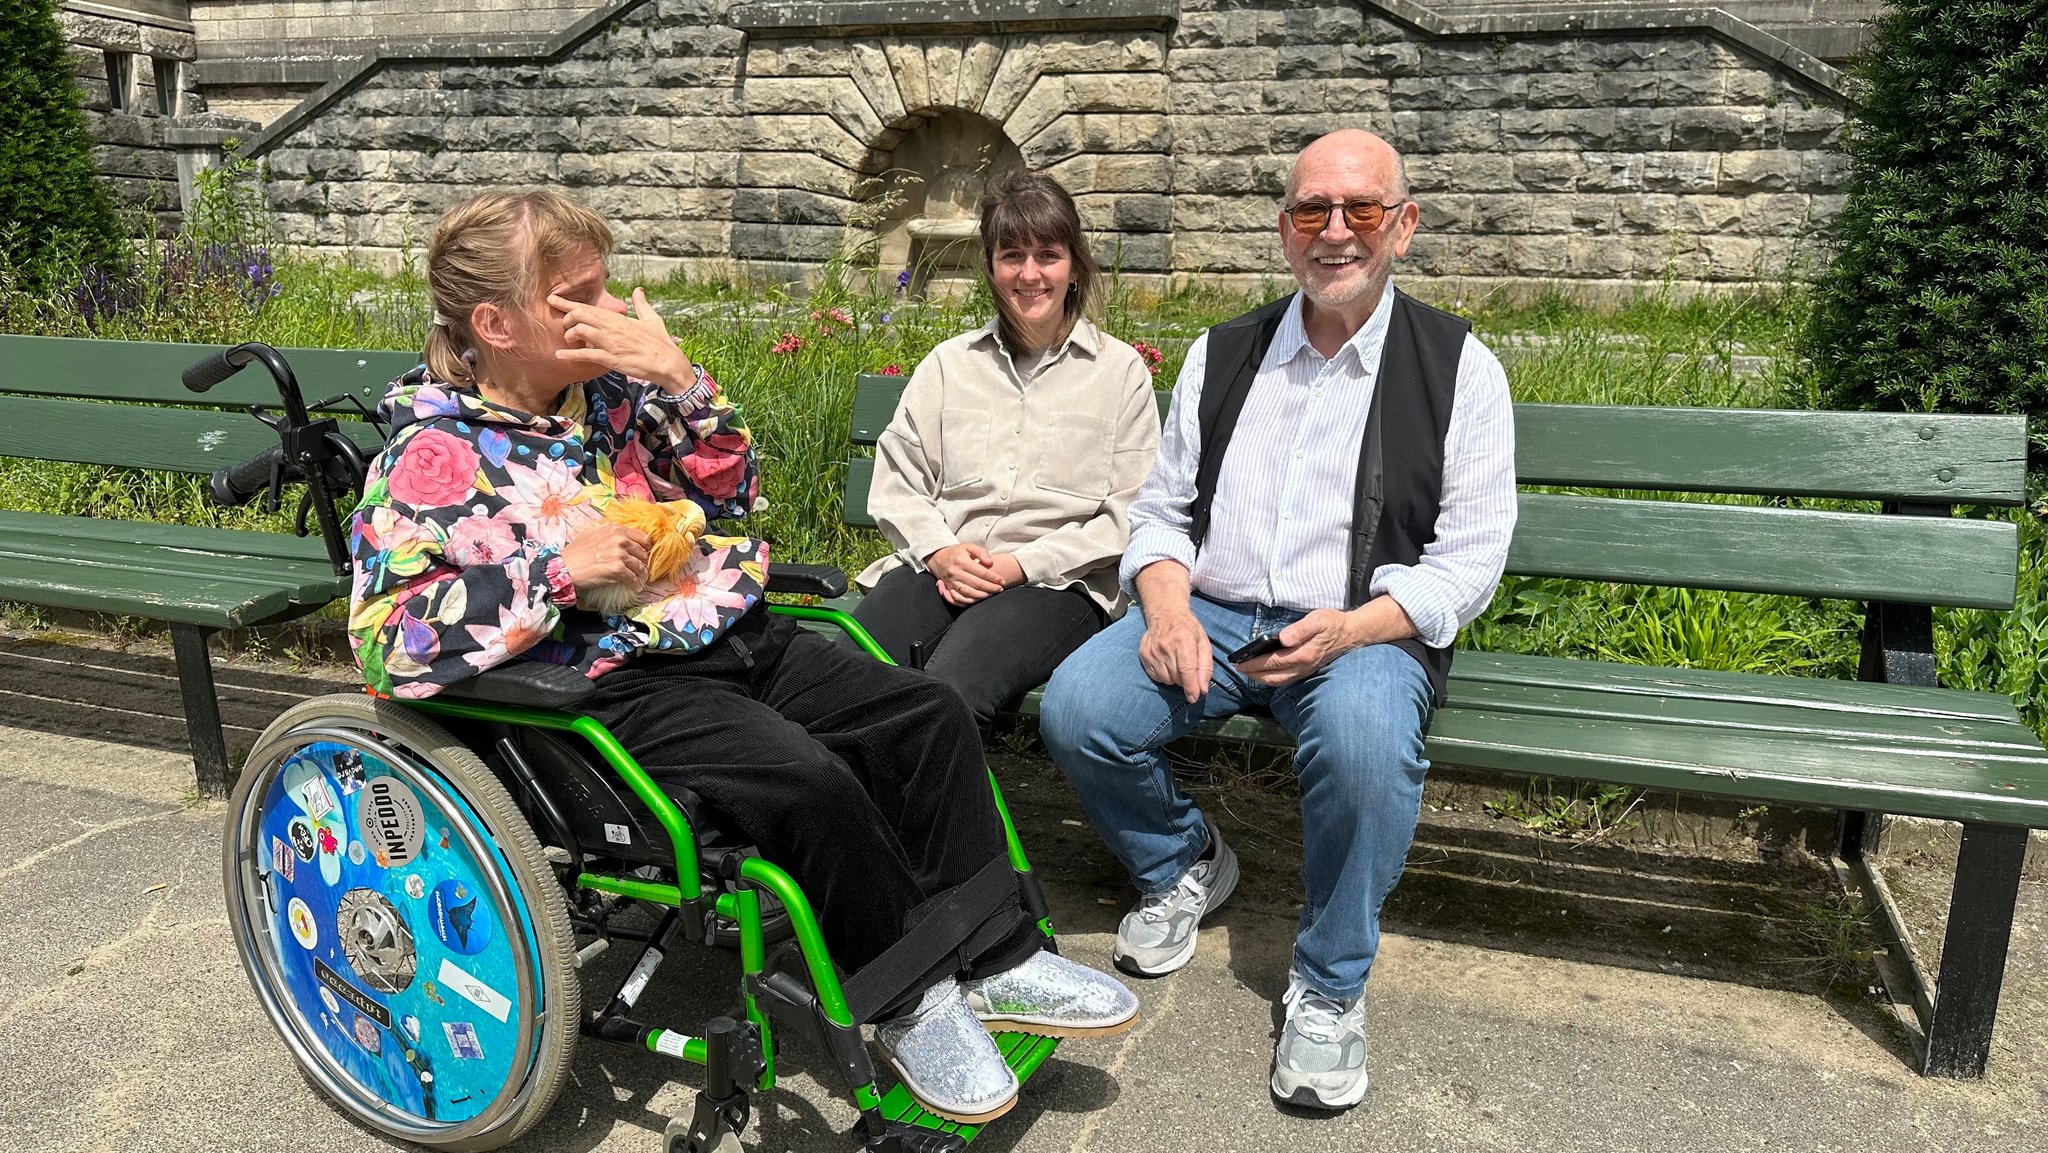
top-left (1112, 830), bottom-right (1239, 977)
top-left (963, 948), bottom-right (1140, 1038)
top-left (873, 981), bottom-right (1018, 1124)
top-left (1269, 969), bottom-right (1369, 1110)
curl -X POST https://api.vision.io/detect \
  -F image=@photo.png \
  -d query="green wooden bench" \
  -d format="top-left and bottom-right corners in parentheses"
top-left (837, 371), bottom-right (2047, 1080)
top-left (0, 334), bottom-right (417, 795)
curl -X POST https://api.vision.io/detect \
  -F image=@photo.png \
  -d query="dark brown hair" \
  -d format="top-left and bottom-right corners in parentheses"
top-left (978, 169), bottom-right (1099, 355)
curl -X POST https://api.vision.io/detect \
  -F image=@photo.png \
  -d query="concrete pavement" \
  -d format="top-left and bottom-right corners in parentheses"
top-left (0, 631), bottom-right (2042, 1153)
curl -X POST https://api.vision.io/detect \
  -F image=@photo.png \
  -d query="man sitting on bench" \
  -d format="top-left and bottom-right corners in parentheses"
top-left (1041, 130), bottom-right (1517, 1110)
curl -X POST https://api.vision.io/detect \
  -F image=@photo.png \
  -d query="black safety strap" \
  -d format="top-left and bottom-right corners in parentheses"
top-left (840, 854), bottom-right (1027, 1025)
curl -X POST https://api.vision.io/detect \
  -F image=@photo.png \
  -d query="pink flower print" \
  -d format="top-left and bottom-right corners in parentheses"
top-left (682, 440), bottom-right (747, 501)
top-left (607, 398), bottom-right (632, 436)
top-left (386, 428), bottom-right (482, 509)
top-left (463, 597), bottom-right (552, 671)
top-left (656, 553), bottom-right (756, 635)
top-left (503, 455), bottom-right (596, 548)
top-left (610, 438), bottom-right (655, 501)
top-left (444, 511), bottom-right (520, 567)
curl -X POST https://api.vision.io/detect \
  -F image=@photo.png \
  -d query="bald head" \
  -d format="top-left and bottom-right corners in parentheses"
top-left (1285, 129), bottom-right (1409, 204)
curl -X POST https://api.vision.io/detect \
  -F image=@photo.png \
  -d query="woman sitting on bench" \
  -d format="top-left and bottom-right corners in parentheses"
top-left (854, 170), bottom-right (1163, 731)
top-left (345, 189), bottom-right (1137, 1125)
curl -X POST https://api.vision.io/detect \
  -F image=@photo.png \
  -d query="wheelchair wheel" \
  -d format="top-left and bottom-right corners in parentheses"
top-left (224, 693), bottom-right (581, 1151)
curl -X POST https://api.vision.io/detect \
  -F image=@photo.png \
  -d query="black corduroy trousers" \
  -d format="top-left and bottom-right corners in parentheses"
top-left (583, 606), bottom-right (1040, 1007)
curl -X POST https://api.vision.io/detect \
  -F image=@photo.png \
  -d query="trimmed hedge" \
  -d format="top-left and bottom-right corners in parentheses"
top-left (0, 0), bottom-right (124, 288)
top-left (1803, 1), bottom-right (2048, 456)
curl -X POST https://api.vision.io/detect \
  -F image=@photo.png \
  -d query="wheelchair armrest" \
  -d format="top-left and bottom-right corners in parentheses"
top-left (764, 563), bottom-right (849, 599)
top-left (439, 661), bottom-right (596, 710)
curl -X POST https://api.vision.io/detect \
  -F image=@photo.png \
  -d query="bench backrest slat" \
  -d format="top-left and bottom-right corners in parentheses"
top-left (0, 394), bottom-right (386, 475)
top-left (0, 334), bottom-right (419, 411)
top-left (853, 376), bottom-right (2028, 505)
top-left (841, 460), bottom-right (2018, 610)
top-left (1515, 404), bottom-right (2026, 505)
top-left (843, 375), bottom-right (2028, 611)
top-left (1513, 493), bottom-right (2019, 611)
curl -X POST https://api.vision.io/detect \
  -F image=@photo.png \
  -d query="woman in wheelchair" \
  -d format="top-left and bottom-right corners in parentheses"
top-left (344, 190), bottom-right (1138, 1126)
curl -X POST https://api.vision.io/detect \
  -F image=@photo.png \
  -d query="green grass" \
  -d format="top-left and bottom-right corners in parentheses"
top-left (3, 243), bottom-right (2043, 742)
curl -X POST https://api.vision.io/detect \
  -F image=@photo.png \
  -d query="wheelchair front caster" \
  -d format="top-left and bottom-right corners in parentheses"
top-left (664, 1116), bottom-right (744, 1153)
top-left (664, 1015), bottom-right (753, 1153)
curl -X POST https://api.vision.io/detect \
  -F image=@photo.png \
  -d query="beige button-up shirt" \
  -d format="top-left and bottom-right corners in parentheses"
top-left (857, 316), bottom-right (1163, 618)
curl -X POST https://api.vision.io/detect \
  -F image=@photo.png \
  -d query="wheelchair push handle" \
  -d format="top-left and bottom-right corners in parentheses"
top-left (210, 442), bottom-right (289, 509)
top-left (182, 342), bottom-right (367, 578)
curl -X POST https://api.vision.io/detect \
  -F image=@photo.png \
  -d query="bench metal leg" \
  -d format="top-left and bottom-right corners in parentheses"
top-left (170, 623), bottom-right (231, 798)
top-left (1924, 822), bottom-right (2028, 1078)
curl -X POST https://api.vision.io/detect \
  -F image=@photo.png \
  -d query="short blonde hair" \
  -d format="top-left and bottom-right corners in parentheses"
top-left (422, 190), bottom-right (613, 385)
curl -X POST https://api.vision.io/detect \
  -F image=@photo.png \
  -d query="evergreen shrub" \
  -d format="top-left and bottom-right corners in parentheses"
top-left (1803, 2), bottom-right (2048, 455)
top-left (0, 0), bottom-right (125, 287)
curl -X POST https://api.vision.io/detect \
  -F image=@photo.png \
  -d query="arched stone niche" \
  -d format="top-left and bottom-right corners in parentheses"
top-left (869, 108), bottom-right (1023, 291)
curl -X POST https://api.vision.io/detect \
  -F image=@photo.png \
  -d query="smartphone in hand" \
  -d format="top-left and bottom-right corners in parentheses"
top-left (1228, 632), bottom-right (1286, 664)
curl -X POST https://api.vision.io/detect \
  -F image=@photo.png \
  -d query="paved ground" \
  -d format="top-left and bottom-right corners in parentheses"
top-left (1, 631), bottom-right (2044, 1153)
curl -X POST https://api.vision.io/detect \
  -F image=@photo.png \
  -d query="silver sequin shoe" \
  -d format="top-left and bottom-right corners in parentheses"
top-left (963, 947), bottom-right (1141, 1038)
top-left (874, 981), bottom-right (1018, 1124)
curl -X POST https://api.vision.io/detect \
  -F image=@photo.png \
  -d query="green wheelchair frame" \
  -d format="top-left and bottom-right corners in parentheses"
top-left (403, 604), bottom-right (1062, 1153)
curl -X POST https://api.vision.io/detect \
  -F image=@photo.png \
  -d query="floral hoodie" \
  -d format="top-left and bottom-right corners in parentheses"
top-left (347, 364), bottom-right (768, 699)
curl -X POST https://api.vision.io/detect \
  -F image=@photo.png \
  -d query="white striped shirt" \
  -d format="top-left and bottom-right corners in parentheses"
top-left (1120, 285), bottom-right (1517, 648)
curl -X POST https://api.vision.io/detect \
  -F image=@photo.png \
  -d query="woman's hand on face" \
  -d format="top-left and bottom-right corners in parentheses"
top-left (562, 521), bottom-right (651, 596)
top-left (549, 288), bottom-right (696, 392)
top-left (927, 543), bottom-right (1005, 606)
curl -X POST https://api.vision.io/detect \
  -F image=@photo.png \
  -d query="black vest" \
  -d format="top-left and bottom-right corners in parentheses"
top-left (1187, 289), bottom-right (1469, 705)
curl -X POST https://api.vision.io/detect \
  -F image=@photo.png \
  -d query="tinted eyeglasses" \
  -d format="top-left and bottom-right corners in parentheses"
top-left (1283, 198), bottom-right (1407, 235)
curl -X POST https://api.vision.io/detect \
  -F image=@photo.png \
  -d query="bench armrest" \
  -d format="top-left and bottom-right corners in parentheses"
top-left (765, 563), bottom-right (849, 599)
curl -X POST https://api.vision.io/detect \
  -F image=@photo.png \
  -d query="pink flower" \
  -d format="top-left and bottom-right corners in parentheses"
top-left (444, 511), bottom-right (520, 567)
top-left (387, 428), bottom-right (481, 509)
top-left (463, 596), bottom-right (552, 671)
top-left (771, 333), bottom-right (804, 355)
top-left (827, 307), bottom-right (853, 326)
top-left (502, 455), bottom-right (596, 548)
top-left (681, 437), bottom-right (748, 500)
top-left (610, 438), bottom-right (655, 501)
top-left (879, 365), bottom-right (903, 376)
top-left (1130, 340), bottom-right (1165, 375)
top-left (656, 552), bottom-right (758, 634)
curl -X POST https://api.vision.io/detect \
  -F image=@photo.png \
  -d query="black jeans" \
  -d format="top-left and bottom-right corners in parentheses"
top-left (853, 566), bottom-right (1106, 733)
top-left (582, 607), bottom-right (1040, 1014)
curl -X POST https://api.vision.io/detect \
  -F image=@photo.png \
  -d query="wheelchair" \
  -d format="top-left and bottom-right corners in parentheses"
top-left (193, 344), bottom-right (1063, 1153)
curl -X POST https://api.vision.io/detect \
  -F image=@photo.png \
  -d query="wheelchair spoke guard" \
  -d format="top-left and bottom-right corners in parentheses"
top-left (225, 694), bottom-right (580, 1151)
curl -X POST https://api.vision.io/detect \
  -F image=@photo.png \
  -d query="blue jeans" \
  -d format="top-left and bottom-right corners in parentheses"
top-left (1040, 593), bottom-right (1433, 999)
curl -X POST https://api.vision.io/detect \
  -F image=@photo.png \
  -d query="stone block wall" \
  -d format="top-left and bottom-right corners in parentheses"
top-left (241, 0), bottom-right (1854, 296)
top-left (59, 1), bottom-right (211, 228)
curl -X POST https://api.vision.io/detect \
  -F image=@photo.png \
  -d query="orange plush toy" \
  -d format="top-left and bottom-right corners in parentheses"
top-left (579, 497), bottom-right (708, 617)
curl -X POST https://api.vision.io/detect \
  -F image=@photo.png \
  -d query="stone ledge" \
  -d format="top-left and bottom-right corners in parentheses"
top-left (1366, 1), bottom-right (1846, 96)
top-left (239, 0), bottom-right (652, 159)
top-left (733, 0), bottom-right (1179, 35)
top-left (63, 0), bottom-right (194, 34)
